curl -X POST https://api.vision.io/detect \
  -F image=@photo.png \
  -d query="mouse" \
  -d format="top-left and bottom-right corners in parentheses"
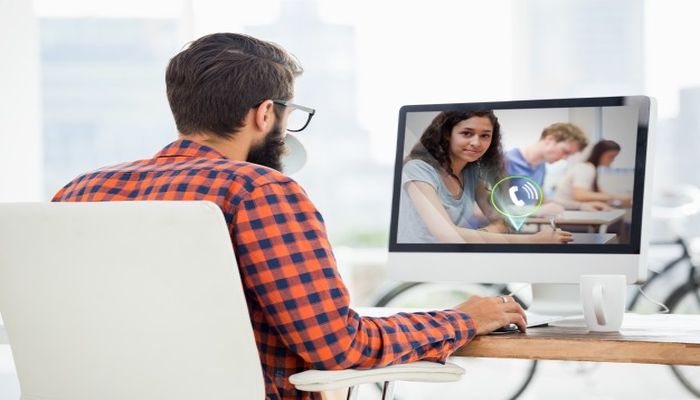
top-left (491, 323), bottom-right (520, 334)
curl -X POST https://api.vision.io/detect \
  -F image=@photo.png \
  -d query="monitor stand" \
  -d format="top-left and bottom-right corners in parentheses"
top-left (527, 283), bottom-right (583, 316)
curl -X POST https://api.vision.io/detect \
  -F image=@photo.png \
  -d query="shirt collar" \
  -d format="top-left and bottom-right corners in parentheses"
top-left (154, 139), bottom-right (228, 160)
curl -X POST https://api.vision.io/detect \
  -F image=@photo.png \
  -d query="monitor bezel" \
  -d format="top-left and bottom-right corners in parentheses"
top-left (389, 95), bottom-right (651, 254)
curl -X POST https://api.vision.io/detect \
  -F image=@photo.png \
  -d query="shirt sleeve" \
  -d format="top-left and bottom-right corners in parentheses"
top-left (402, 160), bottom-right (441, 191)
top-left (572, 163), bottom-right (596, 190)
top-left (231, 179), bottom-right (477, 369)
top-left (504, 148), bottom-right (518, 177)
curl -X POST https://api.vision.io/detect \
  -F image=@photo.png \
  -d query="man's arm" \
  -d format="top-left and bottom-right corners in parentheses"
top-left (231, 179), bottom-right (477, 369)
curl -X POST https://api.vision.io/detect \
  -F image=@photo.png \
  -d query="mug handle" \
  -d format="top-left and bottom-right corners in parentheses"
top-left (593, 284), bottom-right (607, 325)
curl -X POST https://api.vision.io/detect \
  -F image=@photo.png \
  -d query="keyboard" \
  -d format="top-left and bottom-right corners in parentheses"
top-left (525, 311), bottom-right (568, 328)
top-left (356, 306), bottom-right (571, 329)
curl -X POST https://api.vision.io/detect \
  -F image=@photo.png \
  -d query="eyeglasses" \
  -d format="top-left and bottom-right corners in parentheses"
top-left (271, 99), bottom-right (316, 132)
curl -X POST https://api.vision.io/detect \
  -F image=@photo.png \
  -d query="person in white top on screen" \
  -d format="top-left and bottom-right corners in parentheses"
top-left (554, 139), bottom-right (632, 209)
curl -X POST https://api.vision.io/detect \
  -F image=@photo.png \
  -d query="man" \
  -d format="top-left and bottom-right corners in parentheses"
top-left (505, 122), bottom-right (609, 212)
top-left (53, 33), bottom-right (526, 400)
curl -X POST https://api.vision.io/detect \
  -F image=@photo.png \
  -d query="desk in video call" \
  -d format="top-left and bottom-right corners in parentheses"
top-left (570, 233), bottom-right (617, 244)
top-left (527, 209), bottom-right (627, 234)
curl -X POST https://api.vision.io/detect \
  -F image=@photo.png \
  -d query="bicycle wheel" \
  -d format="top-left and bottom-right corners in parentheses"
top-left (372, 282), bottom-right (537, 400)
top-left (666, 276), bottom-right (700, 398)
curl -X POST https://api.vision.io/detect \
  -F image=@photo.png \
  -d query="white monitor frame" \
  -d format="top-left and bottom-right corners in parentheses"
top-left (387, 96), bottom-right (656, 284)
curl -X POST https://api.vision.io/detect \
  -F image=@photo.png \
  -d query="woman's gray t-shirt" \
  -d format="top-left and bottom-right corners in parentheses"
top-left (398, 159), bottom-right (478, 243)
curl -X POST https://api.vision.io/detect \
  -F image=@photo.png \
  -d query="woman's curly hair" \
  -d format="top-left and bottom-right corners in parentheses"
top-left (405, 110), bottom-right (506, 187)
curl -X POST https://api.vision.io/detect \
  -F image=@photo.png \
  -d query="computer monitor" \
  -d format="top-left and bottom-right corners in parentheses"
top-left (387, 96), bottom-right (656, 286)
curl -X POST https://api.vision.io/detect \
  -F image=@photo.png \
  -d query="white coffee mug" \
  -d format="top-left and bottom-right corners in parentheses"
top-left (580, 275), bottom-right (626, 332)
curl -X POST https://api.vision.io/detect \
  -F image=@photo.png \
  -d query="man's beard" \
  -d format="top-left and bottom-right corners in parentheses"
top-left (247, 122), bottom-right (287, 172)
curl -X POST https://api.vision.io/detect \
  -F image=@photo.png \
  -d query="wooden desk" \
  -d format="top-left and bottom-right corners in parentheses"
top-left (453, 313), bottom-right (700, 366)
top-left (358, 308), bottom-right (700, 365)
top-left (527, 209), bottom-right (626, 234)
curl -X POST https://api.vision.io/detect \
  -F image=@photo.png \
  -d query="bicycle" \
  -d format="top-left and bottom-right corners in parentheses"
top-left (639, 185), bottom-right (700, 398)
top-left (639, 236), bottom-right (700, 397)
top-left (371, 185), bottom-right (700, 399)
top-left (370, 251), bottom-right (695, 400)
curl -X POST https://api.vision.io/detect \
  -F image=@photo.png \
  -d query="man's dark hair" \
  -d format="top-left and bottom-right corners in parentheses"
top-left (166, 33), bottom-right (303, 138)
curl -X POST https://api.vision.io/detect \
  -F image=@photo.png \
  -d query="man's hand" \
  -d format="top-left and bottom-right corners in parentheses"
top-left (453, 295), bottom-right (527, 335)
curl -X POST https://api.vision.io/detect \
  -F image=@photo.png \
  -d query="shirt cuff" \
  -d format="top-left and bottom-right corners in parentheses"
top-left (453, 310), bottom-right (478, 341)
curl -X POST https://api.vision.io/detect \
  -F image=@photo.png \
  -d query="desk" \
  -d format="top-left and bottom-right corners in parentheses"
top-left (570, 233), bottom-right (617, 244)
top-left (528, 209), bottom-right (626, 234)
top-left (357, 308), bottom-right (700, 365)
top-left (453, 313), bottom-right (700, 366)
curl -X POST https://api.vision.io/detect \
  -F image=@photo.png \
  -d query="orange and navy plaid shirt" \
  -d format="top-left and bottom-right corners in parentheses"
top-left (53, 139), bottom-right (477, 399)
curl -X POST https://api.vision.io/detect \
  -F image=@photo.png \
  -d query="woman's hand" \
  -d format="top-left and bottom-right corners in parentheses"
top-left (611, 194), bottom-right (633, 208)
top-left (580, 201), bottom-right (612, 211)
top-left (531, 226), bottom-right (573, 243)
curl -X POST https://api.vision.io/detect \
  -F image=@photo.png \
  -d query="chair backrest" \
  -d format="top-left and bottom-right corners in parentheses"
top-left (0, 201), bottom-right (264, 400)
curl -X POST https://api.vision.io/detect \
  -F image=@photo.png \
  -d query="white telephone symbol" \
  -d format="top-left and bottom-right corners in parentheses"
top-left (508, 186), bottom-right (526, 207)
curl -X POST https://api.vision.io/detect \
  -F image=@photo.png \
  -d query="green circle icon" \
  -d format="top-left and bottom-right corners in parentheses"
top-left (490, 175), bottom-right (544, 218)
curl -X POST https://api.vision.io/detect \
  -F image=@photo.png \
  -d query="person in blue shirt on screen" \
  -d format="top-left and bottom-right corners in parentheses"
top-left (398, 110), bottom-right (572, 244)
top-left (504, 122), bottom-right (610, 213)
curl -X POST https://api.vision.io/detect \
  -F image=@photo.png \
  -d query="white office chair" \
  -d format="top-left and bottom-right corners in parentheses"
top-left (0, 202), bottom-right (463, 400)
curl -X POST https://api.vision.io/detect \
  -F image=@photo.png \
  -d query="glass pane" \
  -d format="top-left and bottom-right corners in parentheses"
top-left (286, 108), bottom-right (309, 131)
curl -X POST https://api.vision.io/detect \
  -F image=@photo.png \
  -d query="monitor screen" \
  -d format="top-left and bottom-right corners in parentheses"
top-left (389, 96), bottom-right (652, 257)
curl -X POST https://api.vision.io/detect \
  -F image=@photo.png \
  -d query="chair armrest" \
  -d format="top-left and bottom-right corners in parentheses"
top-left (289, 361), bottom-right (465, 392)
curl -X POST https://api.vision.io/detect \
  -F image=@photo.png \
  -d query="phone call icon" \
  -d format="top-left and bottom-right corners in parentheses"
top-left (491, 176), bottom-right (544, 231)
top-left (509, 186), bottom-right (526, 207)
top-left (508, 182), bottom-right (539, 208)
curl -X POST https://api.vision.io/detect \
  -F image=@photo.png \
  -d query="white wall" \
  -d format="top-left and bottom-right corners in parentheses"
top-left (403, 111), bottom-right (439, 157)
top-left (496, 108), bottom-right (571, 150)
top-left (601, 106), bottom-right (638, 168)
top-left (0, 0), bottom-right (43, 201)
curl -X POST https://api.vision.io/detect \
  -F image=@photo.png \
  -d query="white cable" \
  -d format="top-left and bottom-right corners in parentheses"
top-left (505, 284), bottom-right (672, 314)
top-left (637, 286), bottom-right (670, 313)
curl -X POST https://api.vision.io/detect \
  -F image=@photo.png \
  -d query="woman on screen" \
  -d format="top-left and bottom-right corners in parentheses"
top-left (398, 110), bottom-right (572, 244)
top-left (554, 139), bottom-right (632, 208)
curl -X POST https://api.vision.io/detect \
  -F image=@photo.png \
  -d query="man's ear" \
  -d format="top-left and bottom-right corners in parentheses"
top-left (253, 100), bottom-right (275, 133)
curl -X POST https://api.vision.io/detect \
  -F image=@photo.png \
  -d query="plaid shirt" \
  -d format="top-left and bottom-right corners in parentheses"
top-left (53, 140), bottom-right (477, 399)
